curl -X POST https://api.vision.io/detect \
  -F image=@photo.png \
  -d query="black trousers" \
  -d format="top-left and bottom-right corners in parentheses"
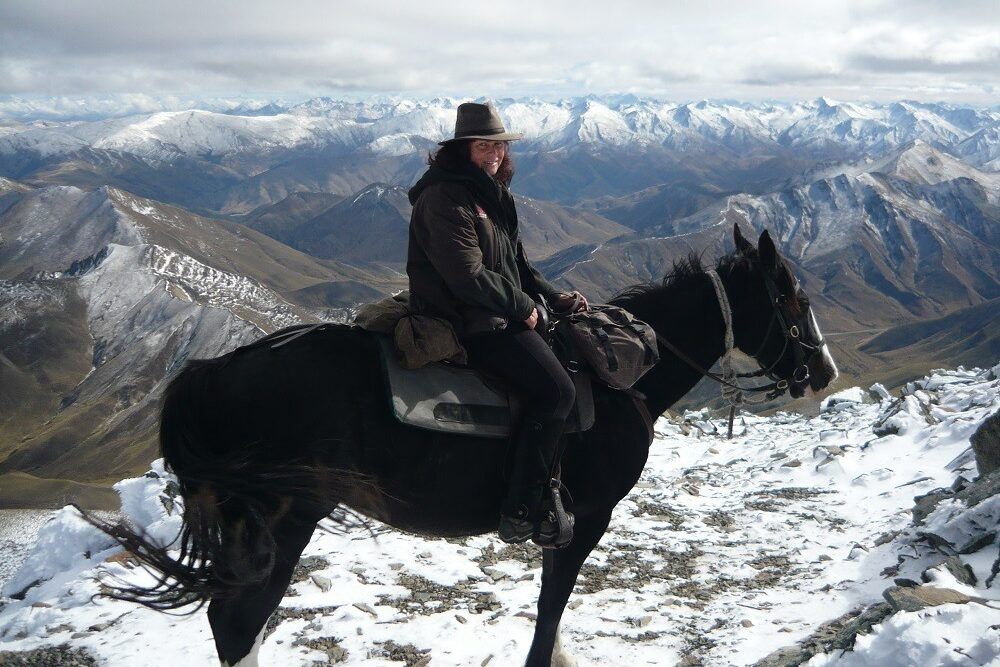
top-left (464, 323), bottom-right (576, 425)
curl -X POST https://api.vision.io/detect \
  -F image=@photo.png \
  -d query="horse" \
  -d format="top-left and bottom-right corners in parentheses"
top-left (91, 225), bottom-right (838, 666)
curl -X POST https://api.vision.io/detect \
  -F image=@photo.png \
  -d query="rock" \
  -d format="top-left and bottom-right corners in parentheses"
top-left (310, 574), bottom-right (333, 592)
top-left (678, 656), bottom-right (702, 666)
top-left (293, 636), bottom-right (348, 663)
top-left (893, 578), bottom-right (920, 588)
top-left (817, 554), bottom-right (832, 562)
top-left (958, 531), bottom-right (997, 555)
top-left (781, 459), bottom-right (802, 468)
top-left (567, 599), bottom-right (583, 610)
top-left (352, 602), bottom-right (377, 617)
top-left (920, 531), bottom-right (958, 552)
top-left (868, 383), bottom-right (892, 402)
top-left (741, 619), bottom-right (754, 627)
top-left (912, 489), bottom-right (951, 525)
top-left (753, 647), bottom-right (809, 667)
top-left (922, 556), bottom-right (977, 586)
top-left (882, 585), bottom-right (973, 612)
top-left (455, 614), bottom-right (467, 624)
top-left (944, 557), bottom-right (978, 586)
top-left (958, 468), bottom-right (1000, 508)
top-left (873, 530), bottom-right (901, 546)
top-left (753, 602), bottom-right (893, 666)
top-left (813, 445), bottom-right (844, 459)
top-left (971, 408), bottom-right (1000, 475)
top-left (0, 645), bottom-right (99, 666)
top-left (482, 566), bottom-right (508, 581)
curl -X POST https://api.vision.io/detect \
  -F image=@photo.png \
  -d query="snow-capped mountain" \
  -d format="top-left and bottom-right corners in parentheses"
top-left (593, 142), bottom-right (1000, 322)
top-left (2, 97), bottom-right (996, 171)
top-left (1, 364), bottom-right (997, 665)
top-left (3, 97), bottom-right (995, 215)
top-left (0, 183), bottom-right (393, 486)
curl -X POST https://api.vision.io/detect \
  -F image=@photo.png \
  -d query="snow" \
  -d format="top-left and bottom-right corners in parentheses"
top-left (820, 386), bottom-right (869, 412)
top-left (1, 364), bottom-right (998, 665)
top-left (1, 98), bottom-right (997, 165)
top-left (807, 604), bottom-right (1000, 667)
top-left (0, 507), bottom-right (117, 601)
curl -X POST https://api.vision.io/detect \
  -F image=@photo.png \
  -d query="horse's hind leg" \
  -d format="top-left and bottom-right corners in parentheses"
top-left (524, 509), bottom-right (613, 667)
top-left (210, 517), bottom-right (317, 667)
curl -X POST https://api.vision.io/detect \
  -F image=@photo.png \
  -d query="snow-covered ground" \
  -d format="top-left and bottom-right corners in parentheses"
top-left (0, 511), bottom-right (54, 593)
top-left (1, 364), bottom-right (998, 666)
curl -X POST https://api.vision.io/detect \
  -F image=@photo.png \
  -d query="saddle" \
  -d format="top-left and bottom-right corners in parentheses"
top-left (374, 333), bottom-right (595, 439)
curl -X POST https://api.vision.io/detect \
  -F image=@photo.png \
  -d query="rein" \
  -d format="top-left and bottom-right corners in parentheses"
top-left (653, 267), bottom-right (819, 439)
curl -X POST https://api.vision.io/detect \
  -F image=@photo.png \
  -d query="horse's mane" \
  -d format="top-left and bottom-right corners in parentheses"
top-left (609, 250), bottom-right (748, 308)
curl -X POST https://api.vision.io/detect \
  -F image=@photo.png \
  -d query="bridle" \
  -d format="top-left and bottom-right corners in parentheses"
top-left (736, 267), bottom-right (828, 389)
top-left (653, 261), bottom-right (828, 437)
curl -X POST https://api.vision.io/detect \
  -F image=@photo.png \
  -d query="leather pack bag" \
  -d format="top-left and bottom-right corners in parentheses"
top-left (554, 304), bottom-right (659, 390)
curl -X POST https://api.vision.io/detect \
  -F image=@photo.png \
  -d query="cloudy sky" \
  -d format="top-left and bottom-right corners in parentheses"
top-left (2, 0), bottom-right (998, 108)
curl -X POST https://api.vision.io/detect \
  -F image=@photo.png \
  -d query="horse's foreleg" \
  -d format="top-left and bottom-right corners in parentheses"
top-left (210, 517), bottom-right (317, 667)
top-left (524, 509), bottom-right (613, 667)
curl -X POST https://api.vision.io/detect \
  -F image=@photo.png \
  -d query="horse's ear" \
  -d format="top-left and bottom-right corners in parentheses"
top-left (758, 230), bottom-right (779, 269)
top-left (733, 224), bottom-right (754, 256)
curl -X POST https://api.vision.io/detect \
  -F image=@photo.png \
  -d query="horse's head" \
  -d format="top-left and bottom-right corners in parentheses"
top-left (731, 225), bottom-right (839, 399)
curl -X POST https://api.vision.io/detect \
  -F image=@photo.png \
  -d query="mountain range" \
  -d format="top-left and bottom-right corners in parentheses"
top-left (0, 96), bottom-right (997, 506)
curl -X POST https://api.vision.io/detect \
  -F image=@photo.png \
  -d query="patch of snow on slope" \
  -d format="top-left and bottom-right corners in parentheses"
top-left (147, 245), bottom-right (303, 330)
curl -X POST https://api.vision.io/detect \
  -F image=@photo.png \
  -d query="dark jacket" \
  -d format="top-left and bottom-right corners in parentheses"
top-left (406, 164), bottom-right (560, 337)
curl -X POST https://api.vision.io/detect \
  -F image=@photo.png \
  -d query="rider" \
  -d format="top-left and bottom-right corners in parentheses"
top-left (406, 101), bottom-right (589, 546)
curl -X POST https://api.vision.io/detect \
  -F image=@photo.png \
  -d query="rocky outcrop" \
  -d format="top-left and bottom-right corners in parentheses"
top-left (752, 603), bottom-right (894, 667)
top-left (972, 408), bottom-right (1000, 476)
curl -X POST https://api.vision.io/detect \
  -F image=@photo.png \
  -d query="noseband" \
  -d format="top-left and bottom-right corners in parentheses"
top-left (653, 265), bottom-right (827, 438)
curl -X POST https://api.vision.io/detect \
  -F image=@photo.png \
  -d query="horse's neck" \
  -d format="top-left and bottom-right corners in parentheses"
top-left (628, 275), bottom-right (727, 418)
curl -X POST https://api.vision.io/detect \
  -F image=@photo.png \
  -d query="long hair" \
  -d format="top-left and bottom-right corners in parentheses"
top-left (428, 140), bottom-right (515, 187)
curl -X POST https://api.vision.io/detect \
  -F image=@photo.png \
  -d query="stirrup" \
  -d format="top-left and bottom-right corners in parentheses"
top-left (532, 478), bottom-right (575, 549)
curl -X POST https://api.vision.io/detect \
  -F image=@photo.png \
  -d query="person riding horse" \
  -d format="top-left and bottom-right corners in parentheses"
top-left (407, 102), bottom-right (589, 547)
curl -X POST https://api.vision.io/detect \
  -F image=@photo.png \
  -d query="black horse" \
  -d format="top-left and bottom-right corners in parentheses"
top-left (94, 226), bottom-right (838, 666)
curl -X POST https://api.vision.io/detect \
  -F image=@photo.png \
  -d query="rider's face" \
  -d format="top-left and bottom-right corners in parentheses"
top-left (469, 140), bottom-right (507, 176)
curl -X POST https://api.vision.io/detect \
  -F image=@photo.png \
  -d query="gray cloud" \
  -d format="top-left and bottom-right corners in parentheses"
top-left (1, 0), bottom-right (997, 103)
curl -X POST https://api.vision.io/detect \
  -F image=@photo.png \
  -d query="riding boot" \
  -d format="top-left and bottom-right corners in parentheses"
top-left (498, 417), bottom-right (574, 547)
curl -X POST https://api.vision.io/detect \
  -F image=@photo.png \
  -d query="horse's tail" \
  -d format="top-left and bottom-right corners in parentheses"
top-left (85, 355), bottom-right (382, 612)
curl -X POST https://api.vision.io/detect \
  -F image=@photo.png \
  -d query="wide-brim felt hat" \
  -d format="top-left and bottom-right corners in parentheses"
top-left (439, 102), bottom-right (524, 145)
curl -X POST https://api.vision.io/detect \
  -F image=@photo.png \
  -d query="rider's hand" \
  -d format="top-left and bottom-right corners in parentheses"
top-left (524, 307), bottom-right (539, 329)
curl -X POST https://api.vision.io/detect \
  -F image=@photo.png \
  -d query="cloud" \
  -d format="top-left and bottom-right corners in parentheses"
top-left (845, 27), bottom-right (1000, 75)
top-left (1, 0), bottom-right (997, 103)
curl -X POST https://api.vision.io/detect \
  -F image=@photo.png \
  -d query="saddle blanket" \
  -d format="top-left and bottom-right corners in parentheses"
top-left (375, 334), bottom-right (594, 439)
